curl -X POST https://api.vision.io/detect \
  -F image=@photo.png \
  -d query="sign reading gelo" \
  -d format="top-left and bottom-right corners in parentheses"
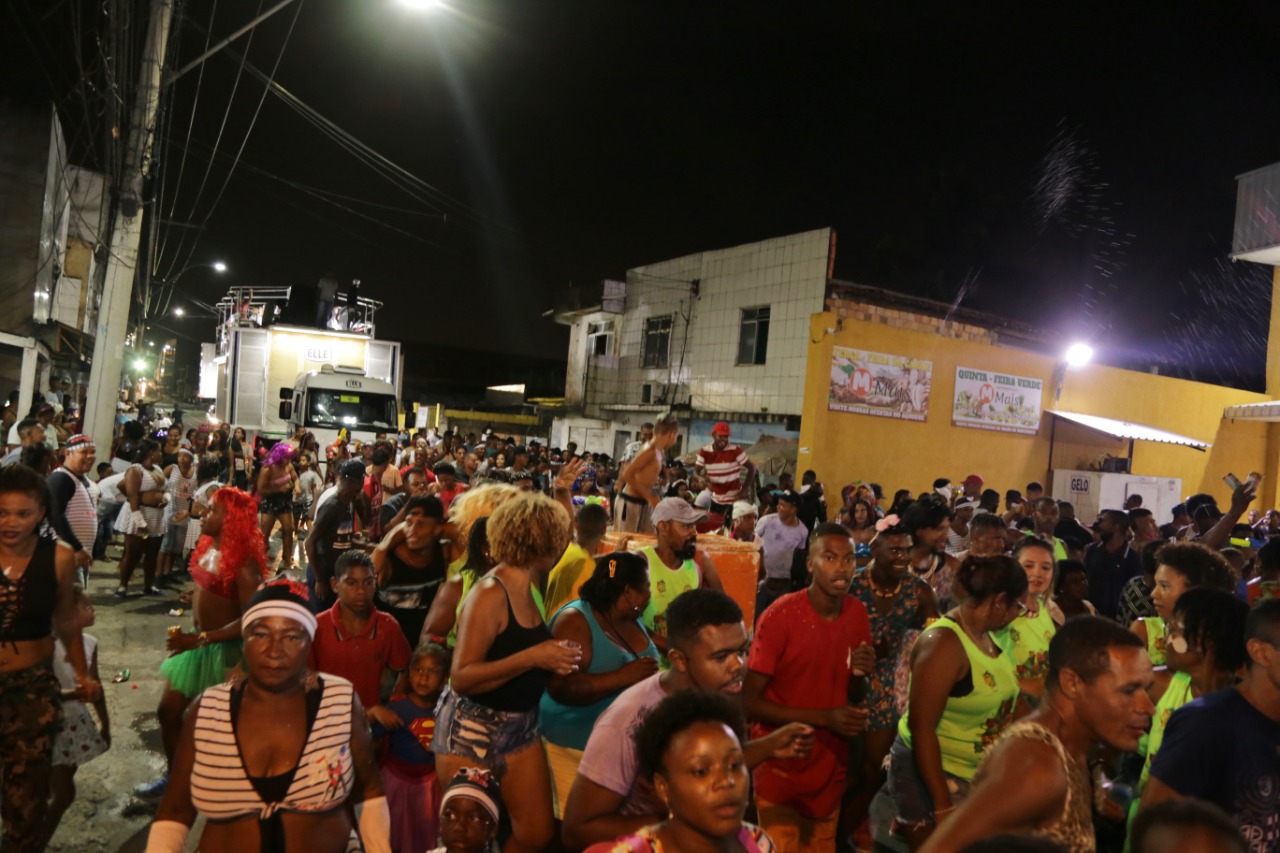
top-left (303, 346), bottom-right (332, 362)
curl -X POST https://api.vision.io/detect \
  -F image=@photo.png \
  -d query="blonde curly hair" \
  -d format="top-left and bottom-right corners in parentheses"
top-left (448, 482), bottom-right (521, 546)
top-left (488, 492), bottom-right (571, 568)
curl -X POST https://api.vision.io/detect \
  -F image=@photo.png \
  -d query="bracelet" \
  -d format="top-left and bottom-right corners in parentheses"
top-left (198, 631), bottom-right (209, 648)
top-left (933, 806), bottom-right (956, 818)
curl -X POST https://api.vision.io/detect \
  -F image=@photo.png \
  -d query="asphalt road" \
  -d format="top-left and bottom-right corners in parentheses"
top-left (43, 551), bottom-right (197, 852)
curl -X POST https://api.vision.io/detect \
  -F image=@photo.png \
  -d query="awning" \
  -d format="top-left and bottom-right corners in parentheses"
top-left (1223, 400), bottom-right (1280, 422)
top-left (1048, 410), bottom-right (1210, 450)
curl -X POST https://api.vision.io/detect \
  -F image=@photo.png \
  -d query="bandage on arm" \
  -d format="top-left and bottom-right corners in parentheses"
top-left (356, 795), bottom-right (391, 853)
top-left (145, 820), bottom-right (190, 853)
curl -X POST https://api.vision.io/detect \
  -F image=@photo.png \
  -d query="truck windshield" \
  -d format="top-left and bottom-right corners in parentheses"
top-left (306, 390), bottom-right (398, 431)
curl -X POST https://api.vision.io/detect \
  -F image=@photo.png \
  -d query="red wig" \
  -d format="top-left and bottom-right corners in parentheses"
top-left (191, 487), bottom-right (269, 597)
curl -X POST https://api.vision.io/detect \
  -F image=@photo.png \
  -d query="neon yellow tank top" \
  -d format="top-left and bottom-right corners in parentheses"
top-left (1125, 671), bottom-right (1193, 848)
top-left (898, 616), bottom-right (1020, 780)
top-left (996, 597), bottom-right (1056, 687)
top-left (1140, 617), bottom-right (1166, 667)
top-left (639, 546), bottom-right (700, 652)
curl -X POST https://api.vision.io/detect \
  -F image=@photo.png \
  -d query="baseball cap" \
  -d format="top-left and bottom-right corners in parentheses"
top-left (64, 434), bottom-right (94, 452)
top-left (651, 497), bottom-right (708, 526)
top-left (711, 421), bottom-right (731, 436)
top-left (731, 500), bottom-right (758, 521)
top-left (775, 489), bottom-right (802, 506)
top-left (338, 460), bottom-right (366, 482)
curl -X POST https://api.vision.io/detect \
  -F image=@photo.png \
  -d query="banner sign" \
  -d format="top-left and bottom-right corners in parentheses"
top-left (951, 366), bottom-right (1043, 435)
top-left (828, 346), bottom-right (932, 421)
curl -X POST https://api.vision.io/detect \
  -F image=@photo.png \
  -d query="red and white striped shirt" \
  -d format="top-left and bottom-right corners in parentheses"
top-left (696, 444), bottom-right (749, 503)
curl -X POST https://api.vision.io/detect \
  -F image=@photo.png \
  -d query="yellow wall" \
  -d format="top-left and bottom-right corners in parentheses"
top-left (798, 312), bottom-right (1274, 510)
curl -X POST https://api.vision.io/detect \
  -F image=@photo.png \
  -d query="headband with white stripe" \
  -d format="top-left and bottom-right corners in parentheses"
top-left (241, 580), bottom-right (317, 639)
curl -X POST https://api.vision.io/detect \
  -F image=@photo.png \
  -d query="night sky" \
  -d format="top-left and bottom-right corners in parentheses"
top-left (7, 1), bottom-right (1280, 391)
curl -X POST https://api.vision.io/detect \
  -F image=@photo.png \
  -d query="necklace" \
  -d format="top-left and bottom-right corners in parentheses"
top-left (597, 607), bottom-right (639, 661)
top-left (868, 574), bottom-right (904, 599)
top-left (955, 609), bottom-right (994, 653)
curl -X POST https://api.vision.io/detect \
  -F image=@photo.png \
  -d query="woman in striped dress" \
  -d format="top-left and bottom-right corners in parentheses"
top-left (147, 580), bottom-right (390, 853)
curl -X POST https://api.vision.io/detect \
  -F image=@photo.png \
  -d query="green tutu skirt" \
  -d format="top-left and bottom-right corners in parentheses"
top-left (159, 641), bottom-right (243, 698)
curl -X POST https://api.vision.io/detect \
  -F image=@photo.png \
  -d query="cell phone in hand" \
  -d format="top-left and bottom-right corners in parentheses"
top-left (1247, 471), bottom-right (1264, 489)
top-left (1224, 473), bottom-right (1243, 491)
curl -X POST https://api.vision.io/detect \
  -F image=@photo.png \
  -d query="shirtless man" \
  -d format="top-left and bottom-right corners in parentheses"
top-left (616, 414), bottom-right (678, 534)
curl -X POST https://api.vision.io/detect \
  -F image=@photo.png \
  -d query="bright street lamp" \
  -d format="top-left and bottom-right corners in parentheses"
top-left (133, 359), bottom-right (147, 370)
top-left (213, 261), bottom-right (228, 273)
top-left (174, 307), bottom-right (185, 316)
top-left (1064, 342), bottom-right (1094, 369)
top-left (398, 0), bottom-right (444, 10)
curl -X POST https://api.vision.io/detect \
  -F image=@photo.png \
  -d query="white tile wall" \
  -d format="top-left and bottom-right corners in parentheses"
top-left (570, 228), bottom-right (831, 416)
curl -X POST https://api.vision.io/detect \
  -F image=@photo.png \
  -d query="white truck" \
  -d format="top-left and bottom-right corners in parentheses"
top-left (201, 287), bottom-right (402, 454)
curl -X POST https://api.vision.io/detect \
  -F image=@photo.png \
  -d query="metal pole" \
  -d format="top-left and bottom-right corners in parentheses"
top-left (85, 0), bottom-right (174, 445)
top-left (164, 0), bottom-right (299, 86)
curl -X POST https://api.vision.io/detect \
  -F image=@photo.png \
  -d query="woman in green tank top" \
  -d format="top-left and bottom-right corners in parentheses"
top-left (1123, 587), bottom-right (1249, 850)
top-left (890, 555), bottom-right (1026, 851)
top-left (996, 539), bottom-right (1059, 704)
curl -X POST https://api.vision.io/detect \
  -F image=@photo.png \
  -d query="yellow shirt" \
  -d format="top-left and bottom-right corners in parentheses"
top-left (544, 543), bottom-right (595, 614)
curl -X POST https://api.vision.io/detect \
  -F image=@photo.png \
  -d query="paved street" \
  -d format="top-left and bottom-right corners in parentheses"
top-left (45, 554), bottom-right (190, 852)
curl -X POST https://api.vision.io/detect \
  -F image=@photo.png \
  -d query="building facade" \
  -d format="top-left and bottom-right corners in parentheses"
top-left (0, 103), bottom-right (110, 418)
top-left (552, 228), bottom-right (834, 459)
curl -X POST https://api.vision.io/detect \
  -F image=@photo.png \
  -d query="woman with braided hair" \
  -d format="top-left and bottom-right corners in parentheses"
top-left (135, 487), bottom-right (271, 801)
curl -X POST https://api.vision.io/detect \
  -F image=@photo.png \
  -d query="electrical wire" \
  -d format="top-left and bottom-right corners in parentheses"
top-left (162, 0), bottom-right (266, 282)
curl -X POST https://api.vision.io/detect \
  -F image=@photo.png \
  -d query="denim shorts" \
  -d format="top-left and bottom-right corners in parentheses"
top-left (431, 685), bottom-right (539, 772)
top-left (886, 734), bottom-right (972, 827)
top-left (160, 522), bottom-right (188, 555)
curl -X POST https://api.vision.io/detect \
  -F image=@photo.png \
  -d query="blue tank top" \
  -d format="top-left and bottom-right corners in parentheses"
top-left (539, 600), bottom-right (659, 750)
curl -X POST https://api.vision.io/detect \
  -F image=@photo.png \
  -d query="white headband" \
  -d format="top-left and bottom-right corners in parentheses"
top-left (241, 601), bottom-right (317, 639)
top-left (440, 785), bottom-right (499, 824)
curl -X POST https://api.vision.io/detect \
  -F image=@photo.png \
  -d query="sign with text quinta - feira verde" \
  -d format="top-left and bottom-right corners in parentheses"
top-left (951, 367), bottom-right (1043, 435)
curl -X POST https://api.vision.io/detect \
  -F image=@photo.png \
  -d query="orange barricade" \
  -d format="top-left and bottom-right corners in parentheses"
top-left (597, 532), bottom-right (760, 628)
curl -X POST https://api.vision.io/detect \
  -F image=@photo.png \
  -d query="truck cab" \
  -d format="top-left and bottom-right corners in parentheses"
top-left (280, 365), bottom-right (399, 453)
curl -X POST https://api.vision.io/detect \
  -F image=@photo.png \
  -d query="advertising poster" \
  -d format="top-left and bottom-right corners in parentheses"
top-left (952, 366), bottom-right (1043, 435)
top-left (828, 346), bottom-right (932, 421)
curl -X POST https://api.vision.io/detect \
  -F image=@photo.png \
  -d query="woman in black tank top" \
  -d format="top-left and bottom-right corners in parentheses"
top-left (0, 465), bottom-right (100, 851)
top-left (432, 493), bottom-right (579, 853)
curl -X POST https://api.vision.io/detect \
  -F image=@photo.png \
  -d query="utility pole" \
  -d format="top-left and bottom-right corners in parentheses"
top-left (85, 0), bottom-right (174, 446)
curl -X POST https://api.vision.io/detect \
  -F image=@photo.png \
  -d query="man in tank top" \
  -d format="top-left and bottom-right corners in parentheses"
top-left (639, 498), bottom-right (725, 660)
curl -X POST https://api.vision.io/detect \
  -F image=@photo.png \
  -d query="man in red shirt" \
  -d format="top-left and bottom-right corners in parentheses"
top-left (430, 460), bottom-right (467, 513)
top-left (694, 422), bottom-right (756, 528)
top-left (308, 550), bottom-right (411, 730)
top-left (743, 522), bottom-right (875, 853)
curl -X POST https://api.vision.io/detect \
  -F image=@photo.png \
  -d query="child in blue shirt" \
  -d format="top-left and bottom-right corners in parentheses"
top-left (373, 642), bottom-right (449, 853)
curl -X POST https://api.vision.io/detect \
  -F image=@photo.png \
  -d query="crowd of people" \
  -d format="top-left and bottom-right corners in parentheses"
top-left (0, 397), bottom-right (1277, 853)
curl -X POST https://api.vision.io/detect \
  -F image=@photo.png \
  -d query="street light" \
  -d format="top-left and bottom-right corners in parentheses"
top-left (133, 359), bottom-right (147, 371)
top-left (213, 261), bottom-right (228, 273)
top-left (1064, 342), bottom-right (1093, 369)
top-left (174, 307), bottom-right (185, 316)
top-left (399, 0), bottom-right (444, 10)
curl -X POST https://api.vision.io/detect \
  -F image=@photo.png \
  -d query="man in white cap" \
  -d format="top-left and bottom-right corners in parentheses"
top-left (638, 497), bottom-right (724, 658)
top-left (730, 500), bottom-right (761, 545)
top-left (48, 434), bottom-right (98, 585)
